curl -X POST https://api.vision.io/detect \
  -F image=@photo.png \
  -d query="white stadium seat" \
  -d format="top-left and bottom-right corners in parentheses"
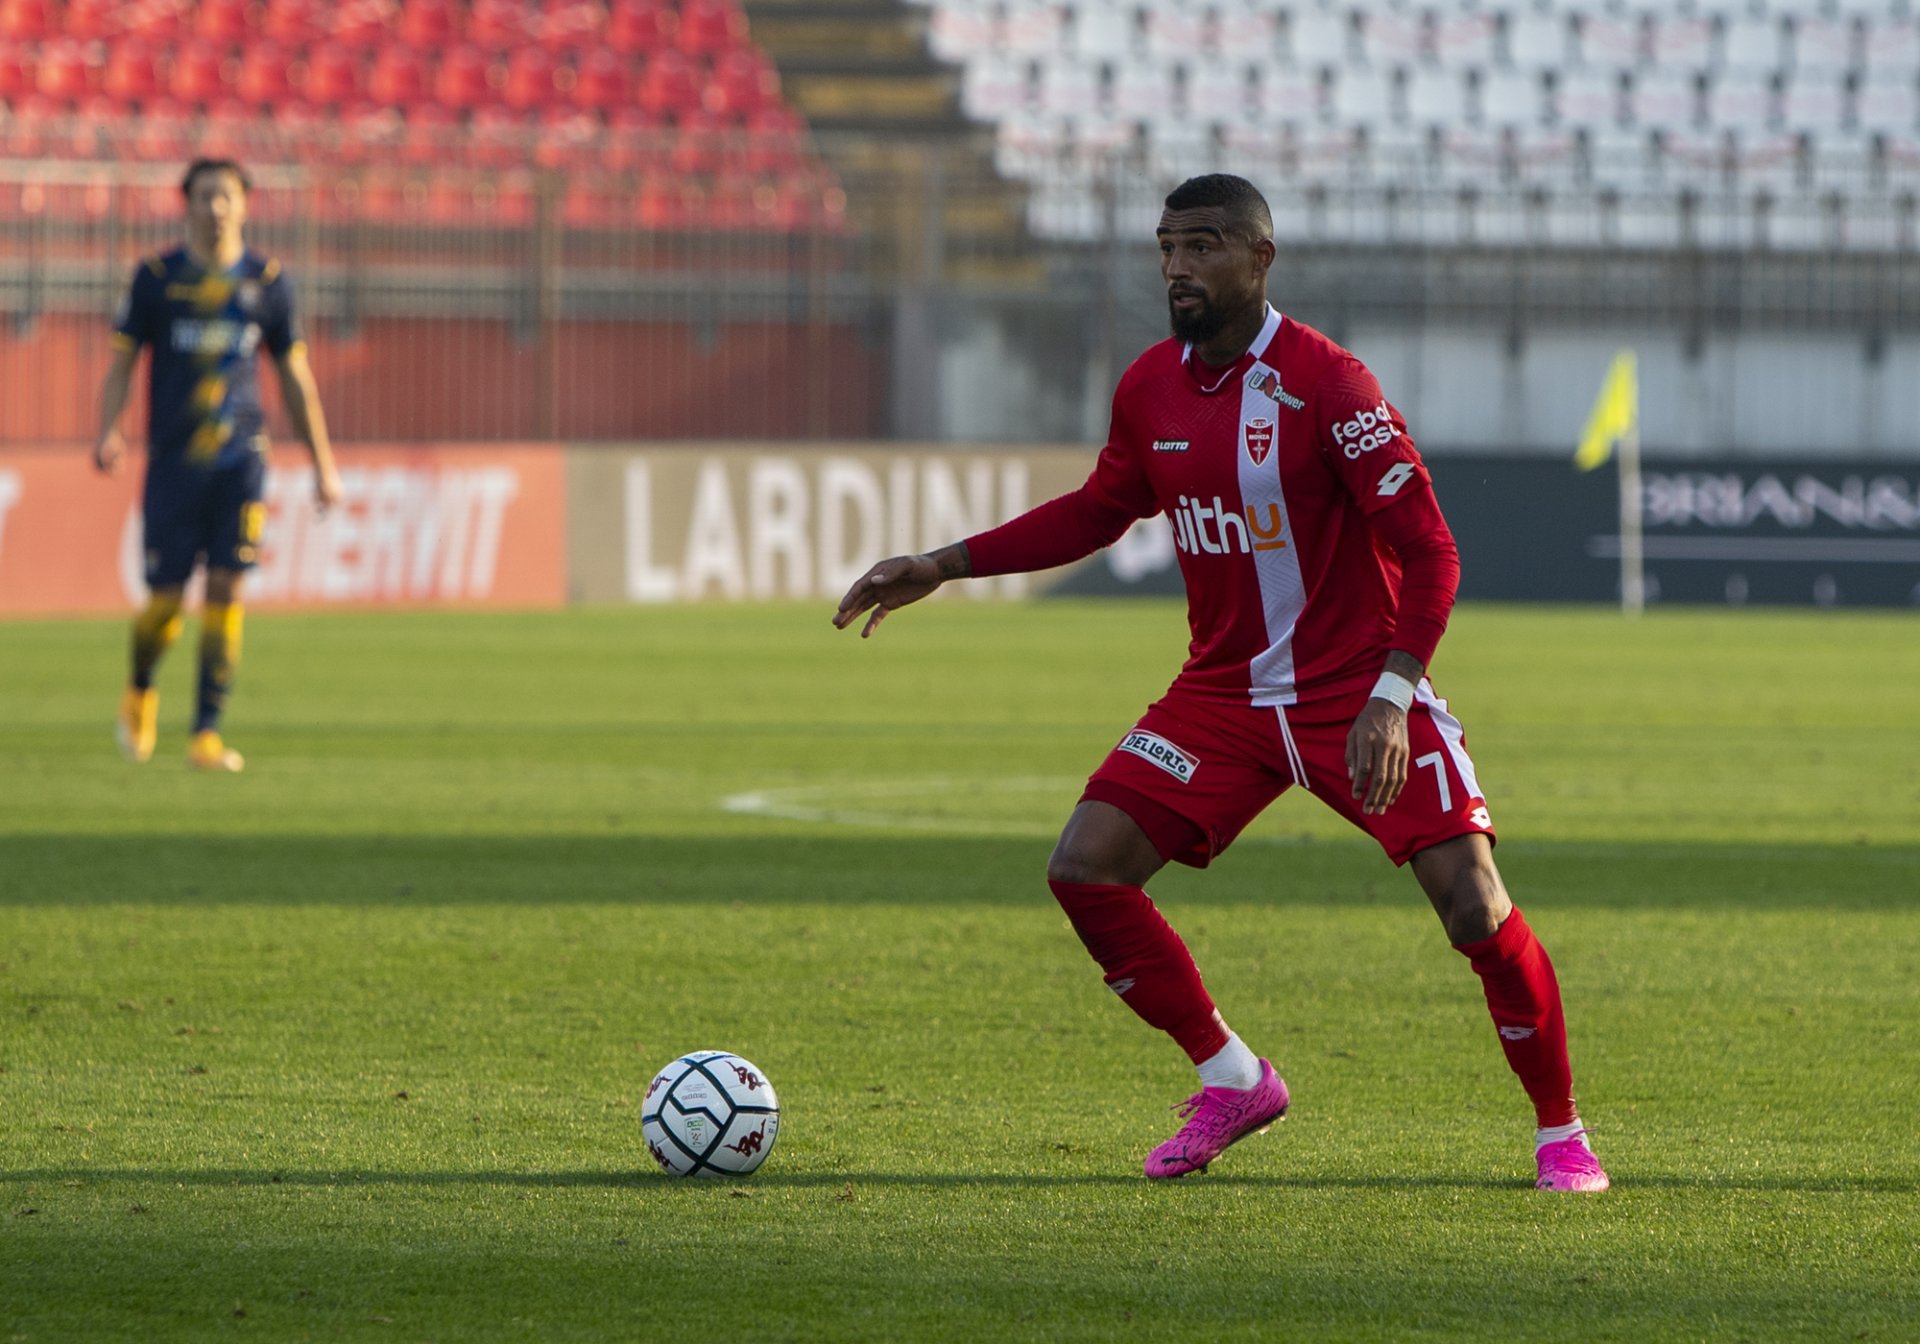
top-left (962, 53), bottom-right (1035, 119)
top-left (1036, 53), bottom-right (1103, 115)
top-left (1789, 17), bottom-right (1858, 76)
top-left (1108, 55), bottom-right (1177, 120)
top-left (1287, 8), bottom-right (1350, 67)
top-left (1628, 68), bottom-right (1701, 131)
top-left (1649, 15), bottom-right (1714, 75)
top-left (1718, 16), bottom-right (1784, 76)
top-left (1184, 56), bottom-right (1255, 125)
top-left (1479, 68), bottom-right (1544, 130)
top-left (1861, 19), bottom-right (1920, 81)
top-left (1213, 3), bottom-right (1278, 62)
top-left (1331, 66), bottom-right (1396, 130)
top-left (1142, 4), bottom-right (1208, 60)
top-left (1779, 72), bottom-right (1846, 134)
top-left (1855, 74), bottom-right (1920, 136)
top-left (928, 0), bottom-right (998, 62)
top-left (1707, 70), bottom-right (1778, 134)
top-left (1003, 0), bottom-right (1068, 58)
top-left (1556, 69), bottom-right (1622, 128)
top-left (1432, 11), bottom-right (1496, 70)
top-left (1404, 68), bottom-right (1465, 129)
top-left (1504, 11), bottom-right (1568, 72)
top-left (1064, 1), bottom-right (1141, 62)
top-left (1257, 63), bottom-right (1327, 127)
top-left (1577, 14), bottom-right (1644, 71)
top-left (1359, 9), bottom-right (1426, 68)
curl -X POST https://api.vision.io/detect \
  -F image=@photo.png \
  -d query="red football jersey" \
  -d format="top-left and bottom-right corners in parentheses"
top-left (968, 306), bottom-right (1452, 706)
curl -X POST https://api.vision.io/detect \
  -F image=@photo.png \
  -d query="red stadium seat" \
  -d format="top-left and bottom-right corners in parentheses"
top-left (169, 41), bottom-right (233, 105)
top-left (560, 179), bottom-right (618, 227)
top-left (433, 44), bottom-right (497, 110)
top-left (62, 0), bottom-right (125, 39)
top-left (400, 100), bottom-right (457, 165)
top-left (677, 0), bottom-right (748, 55)
top-left (35, 38), bottom-right (96, 101)
top-left (132, 96), bottom-right (195, 160)
top-left (269, 99), bottom-right (328, 160)
top-left (705, 47), bottom-right (778, 118)
top-left (336, 102), bottom-right (403, 163)
top-left (399, 0), bottom-right (458, 48)
top-left (236, 43), bottom-right (296, 107)
top-left (539, 0), bottom-right (603, 51)
top-left (503, 46), bottom-right (560, 111)
top-left (637, 48), bottom-right (700, 118)
top-left (102, 41), bottom-right (163, 104)
top-left (368, 45), bottom-right (427, 105)
top-left (606, 0), bottom-right (676, 54)
top-left (743, 102), bottom-right (806, 173)
top-left (301, 42), bottom-right (365, 109)
top-left (603, 103), bottom-right (668, 171)
top-left (199, 97), bottom-right (261, 158)
top-left (327, 0), bottom-right (397, 48)
top-left (636, 172), bottom-right (700, 230)
top-left (194, 0), bottom-right (257, 44)
top-left (671, 105), bottom-right (733, 175)
top-left (474, 170), bottom-right (536, 226)
top-left (0, 0), bottom-right (54, 40)
top-left (706, 170), bottom-right (765, 231)
top-left (122, 0), bottom-right (191, 44)
top-left (262, 0), bottom-right (319, 45)
top-left (0, 43), bottom-right (33, 99)
top-left (0, 91), bottom-right (58, 156)
top-left (574, 48), bottom-right (635, 110)
top-left (534, 104), bottom-right (600, 168)
top-left (468, 0), bottom-right (539, 49)
top-left (468, 104), bottom-right (529, 167)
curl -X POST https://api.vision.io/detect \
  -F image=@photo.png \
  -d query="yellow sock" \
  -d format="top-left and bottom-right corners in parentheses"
top-left (194, 602), bottom-right (245, 734)
top-left (130, 591), bottom-right (185, 690)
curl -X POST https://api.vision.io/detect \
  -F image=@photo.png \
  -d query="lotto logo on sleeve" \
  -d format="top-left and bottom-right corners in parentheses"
top-left (1118, 730), bottom-right (1199, 783)
top-left (1331, 400), bottom-right (1403, 458)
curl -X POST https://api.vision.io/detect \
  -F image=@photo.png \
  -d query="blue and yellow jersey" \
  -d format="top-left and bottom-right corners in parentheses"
top-left (111, 246), bottom-right (302, 469)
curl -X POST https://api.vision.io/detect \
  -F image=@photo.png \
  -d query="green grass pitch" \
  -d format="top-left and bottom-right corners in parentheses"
top-left (2, 600), bottom-right (1916, 1342)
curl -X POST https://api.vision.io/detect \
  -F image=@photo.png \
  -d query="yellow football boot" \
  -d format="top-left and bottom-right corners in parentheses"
top-left (187, 730), bottom-right (244, 773)
top-left (116, 688), bottom-right (158, 763)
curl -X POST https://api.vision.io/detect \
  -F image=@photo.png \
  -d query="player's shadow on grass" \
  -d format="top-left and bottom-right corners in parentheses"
top-left (2, 1168), bottom-right (1912, 1195)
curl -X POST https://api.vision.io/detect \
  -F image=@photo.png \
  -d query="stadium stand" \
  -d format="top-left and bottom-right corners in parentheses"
top-left (906, 0), bottom-right (1920, 249)
top-left (0, 0), bottom-right (848, 234)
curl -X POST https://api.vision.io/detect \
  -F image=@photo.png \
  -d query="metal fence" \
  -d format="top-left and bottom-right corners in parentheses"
top-left (4, 127), bottom-right (1920, 452)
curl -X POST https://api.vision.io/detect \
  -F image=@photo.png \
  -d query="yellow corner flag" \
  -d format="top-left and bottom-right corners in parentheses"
top-left (1574, 349), bottom-right (1638, 472)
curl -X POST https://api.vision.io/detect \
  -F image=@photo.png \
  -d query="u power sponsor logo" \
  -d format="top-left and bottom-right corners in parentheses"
top-left (1246, 367), bottom-right (1305, 410)
top-left (1118, 730), bottom-right (1199, 783)
top-left (1169, 493), bottom-right (1287, 555)
top-left (1331, 400), bottom-right (1402, 458)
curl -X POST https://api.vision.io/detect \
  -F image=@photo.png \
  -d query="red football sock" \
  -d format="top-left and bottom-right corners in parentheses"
top-left (1457, 906), bottom-right (1580, 1128)
top-left (1048, 881), bottom-right (1230, 1064)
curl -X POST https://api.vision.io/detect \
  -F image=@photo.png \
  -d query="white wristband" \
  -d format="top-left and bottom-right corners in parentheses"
top-left (1369, 671), bottom-right (1416, 712)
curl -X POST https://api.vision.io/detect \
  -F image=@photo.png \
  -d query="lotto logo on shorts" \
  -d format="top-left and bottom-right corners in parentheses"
top-left (1119, 730), bottom-right (1199, 783)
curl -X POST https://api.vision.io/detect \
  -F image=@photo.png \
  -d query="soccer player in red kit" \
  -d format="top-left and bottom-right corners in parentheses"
top-left (833, 174), bottom-right (1608, 1192)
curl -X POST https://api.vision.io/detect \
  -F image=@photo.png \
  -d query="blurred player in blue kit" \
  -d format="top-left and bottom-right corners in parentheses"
top-left (93, 158), bottom-right (340, 772)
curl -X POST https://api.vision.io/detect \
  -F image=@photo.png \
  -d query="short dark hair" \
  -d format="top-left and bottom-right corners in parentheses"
top-left (1163, 174), bottom-right (1273, 244)
top-left (181, 158), bottom-right (251, 198)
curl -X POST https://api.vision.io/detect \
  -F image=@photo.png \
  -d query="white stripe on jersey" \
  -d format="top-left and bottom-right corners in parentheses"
top-left (1415, 679), bottom-right (1485, 804)
top-left (1237, 306), bottom-right (1308, 707)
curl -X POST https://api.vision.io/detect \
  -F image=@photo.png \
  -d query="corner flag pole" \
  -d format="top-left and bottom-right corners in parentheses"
top-left (1574, 349), bottom-right (1642, 615)
top-left (1618, 419), bottom-right (1644, 615)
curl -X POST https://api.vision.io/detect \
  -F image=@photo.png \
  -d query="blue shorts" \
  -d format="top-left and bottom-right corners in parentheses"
top-left (141, 452), bottom-right (268, 588)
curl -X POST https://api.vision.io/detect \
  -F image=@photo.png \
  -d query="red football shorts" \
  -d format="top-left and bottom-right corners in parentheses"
top-left (1082, 681), bottom-right (1496, 868)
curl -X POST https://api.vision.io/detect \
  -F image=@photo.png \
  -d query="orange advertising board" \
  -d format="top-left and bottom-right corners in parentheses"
top-left (0, 444), bottom-right (568, 615)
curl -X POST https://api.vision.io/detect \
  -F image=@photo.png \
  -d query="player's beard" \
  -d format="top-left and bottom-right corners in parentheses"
top-left (1168, 291), bottom-right (1227, 344)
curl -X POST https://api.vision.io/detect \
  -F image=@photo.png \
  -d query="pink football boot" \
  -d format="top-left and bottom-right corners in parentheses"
top-left (1535, 1132), bottom-right (1610, 1192)
top-left (1144, 1058), bottom-right (1289, 1179)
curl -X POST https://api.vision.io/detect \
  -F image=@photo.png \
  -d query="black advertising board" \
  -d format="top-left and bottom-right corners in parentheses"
top-left (1049, 457), bottom-right (1920, 608)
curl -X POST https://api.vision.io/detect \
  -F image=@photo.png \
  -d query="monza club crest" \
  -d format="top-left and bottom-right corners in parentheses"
top-left (1243, 417), bottom-right (1275, 466)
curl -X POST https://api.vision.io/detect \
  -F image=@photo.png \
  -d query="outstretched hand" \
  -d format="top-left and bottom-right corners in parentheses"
top-left (832, 554), bottom-right (945, 638)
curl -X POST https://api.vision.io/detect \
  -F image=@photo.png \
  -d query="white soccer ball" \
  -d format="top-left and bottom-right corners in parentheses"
top-left (641, 1050), bottom-right (780, 1177)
